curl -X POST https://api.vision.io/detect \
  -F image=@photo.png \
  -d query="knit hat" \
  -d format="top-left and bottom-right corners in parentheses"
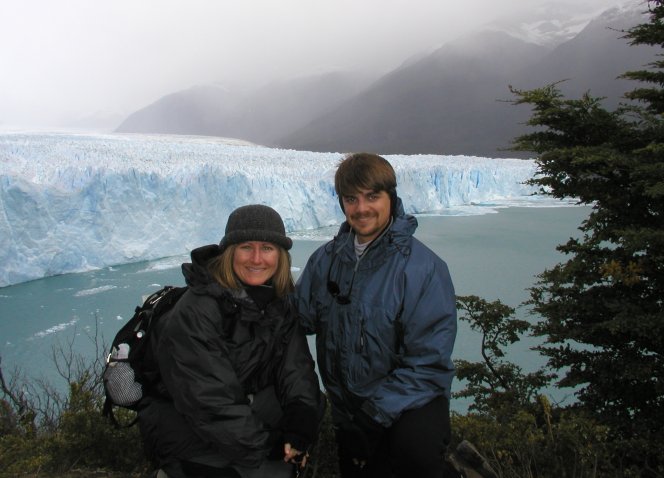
top-left (220, 204), bottom-right (293, 251)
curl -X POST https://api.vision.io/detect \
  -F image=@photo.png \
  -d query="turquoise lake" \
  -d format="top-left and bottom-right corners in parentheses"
top-left (0, 205), bottom-right (590, 412)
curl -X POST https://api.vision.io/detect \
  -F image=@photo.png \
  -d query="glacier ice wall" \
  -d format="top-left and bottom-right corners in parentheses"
top-left (0, 132), bottom-right (550, 287)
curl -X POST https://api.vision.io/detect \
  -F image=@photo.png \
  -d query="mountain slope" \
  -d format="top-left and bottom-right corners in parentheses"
top-left (515, 2), bottom-right (652, 106)
top-left (278, 31), bottom-right (546, 156)
top-left (116, 84), bottom-right (238, 136)
top-left (115, 72), bottom-right (371, 146)
top-left (116, 3), bottom-right (654, 157)
top-left (279, 3), bottom-right (653, 157)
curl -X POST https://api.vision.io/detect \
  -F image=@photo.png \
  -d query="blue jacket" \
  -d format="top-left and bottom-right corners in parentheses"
top-left (295, 199), bottom-right (456, 428)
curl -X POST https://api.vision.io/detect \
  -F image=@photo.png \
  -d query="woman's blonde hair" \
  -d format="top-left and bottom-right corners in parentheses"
top-left (208, 243), bottom-right (294, 297)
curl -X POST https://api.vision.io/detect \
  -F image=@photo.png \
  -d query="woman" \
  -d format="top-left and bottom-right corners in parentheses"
top-left (139, 204), bottom-right (324, 478)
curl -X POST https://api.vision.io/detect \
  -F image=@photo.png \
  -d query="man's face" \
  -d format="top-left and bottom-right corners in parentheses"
top-left (341, 188), bottom-right (391, 244)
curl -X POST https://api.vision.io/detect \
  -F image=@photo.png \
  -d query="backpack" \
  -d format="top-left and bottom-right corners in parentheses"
top-left (102, 285), bottom-right (188, 427)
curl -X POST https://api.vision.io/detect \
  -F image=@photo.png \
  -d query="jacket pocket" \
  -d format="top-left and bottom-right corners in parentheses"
top-left (346, 304), bottom-right (400, 394)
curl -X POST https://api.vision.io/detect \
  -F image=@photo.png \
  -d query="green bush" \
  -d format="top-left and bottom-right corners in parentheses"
top-left (47, 379), bottom-right (148, 474)
top-left (0, 374), bottom-right (148, 477)
top-left (451, 401), bottom-right (616, 478)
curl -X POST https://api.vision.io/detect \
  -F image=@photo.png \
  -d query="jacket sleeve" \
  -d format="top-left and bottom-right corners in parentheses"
top-left (274, 319), bottom-right (322, 450)
top-left (361, 255), bottom-right (457, 427)
top-left (294, 247), bottom-right (327, 335)
top-left (156, 295), bottom-right (269, 467)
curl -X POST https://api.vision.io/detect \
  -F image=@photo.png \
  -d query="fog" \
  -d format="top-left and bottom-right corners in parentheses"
top-left (0, 0), bottom-right (622, 130)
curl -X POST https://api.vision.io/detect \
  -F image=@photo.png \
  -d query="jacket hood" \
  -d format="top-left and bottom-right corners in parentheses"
top-left (181, 244), bottom-right (222, 291)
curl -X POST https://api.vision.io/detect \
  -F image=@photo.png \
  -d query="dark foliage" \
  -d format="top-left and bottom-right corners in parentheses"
top-left (509, 1), bottom-right (664, 474)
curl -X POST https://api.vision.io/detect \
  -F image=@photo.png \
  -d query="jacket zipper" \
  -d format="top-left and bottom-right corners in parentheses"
top-left (359, 317), bottom-right (366, 351)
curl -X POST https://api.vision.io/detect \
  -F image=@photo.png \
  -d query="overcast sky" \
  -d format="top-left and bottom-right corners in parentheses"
top-left (0, 0), bottom-right (620, 130)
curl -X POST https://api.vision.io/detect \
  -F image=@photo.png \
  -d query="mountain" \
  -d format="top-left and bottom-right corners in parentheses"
top-left (115, 84), bottom-right (239, 136)
top-left (278, 31), bottom-right (547, 157)
top-left (280, 3), bottom-right (652, 157)
top-left (116, 2), bottom-right (654, 157)
top-left (485, 1), bottom-right (609, 48)
top-left (517, 2), bottom-right (651, 105)
top-left (115, 72), bottom-right (372, 146)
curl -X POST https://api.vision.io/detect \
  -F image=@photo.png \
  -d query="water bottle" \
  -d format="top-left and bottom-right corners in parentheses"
top-left (105, 342), bottom-right (143, 406)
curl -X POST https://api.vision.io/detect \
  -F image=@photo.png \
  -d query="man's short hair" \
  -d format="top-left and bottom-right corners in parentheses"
top-left (334, 153), bottom-right (397, 196)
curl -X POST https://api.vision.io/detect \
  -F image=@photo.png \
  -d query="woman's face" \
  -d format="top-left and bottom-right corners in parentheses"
top-left (232, 241), bottom-right (279, 286)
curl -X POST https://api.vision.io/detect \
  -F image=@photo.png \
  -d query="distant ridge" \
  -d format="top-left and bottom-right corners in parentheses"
top-left (116, 2), bottom-right (652, 158)
top-left (116, 72), bottom-right (369, 148)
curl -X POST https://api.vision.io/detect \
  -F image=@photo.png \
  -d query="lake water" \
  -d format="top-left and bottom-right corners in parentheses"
top-left (0, 205), bottom-right (589, 412)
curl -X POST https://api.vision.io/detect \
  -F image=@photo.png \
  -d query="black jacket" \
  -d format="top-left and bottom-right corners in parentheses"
top-left (143, 244), bottom-right (321, 467)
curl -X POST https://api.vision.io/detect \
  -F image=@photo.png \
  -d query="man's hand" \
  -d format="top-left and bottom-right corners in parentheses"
top-left (352, 457), bottom-right (367, 469)
top-left (338, 412), bottom-right (385, 467)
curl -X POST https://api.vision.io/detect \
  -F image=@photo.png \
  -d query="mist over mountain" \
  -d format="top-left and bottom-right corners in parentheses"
top-left (116, 72), bottom-right (372, 145)
top-left (514, 3), bottom-right (650, 104)
top-left (281, 31), bottom-right (549, 157)
top-left (116, 2), bottom-right (653, 157)
top-left (485, 1), bottom-right (607, 47)
top-left (116, 84), bottom-right (236, 136)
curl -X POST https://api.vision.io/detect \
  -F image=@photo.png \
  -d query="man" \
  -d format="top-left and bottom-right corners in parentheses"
top-left (295, 153), bottom-right (493, 477)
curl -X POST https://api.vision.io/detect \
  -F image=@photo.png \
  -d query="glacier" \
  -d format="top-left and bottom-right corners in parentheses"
top-left (0, 132), bottom-right (563, 288)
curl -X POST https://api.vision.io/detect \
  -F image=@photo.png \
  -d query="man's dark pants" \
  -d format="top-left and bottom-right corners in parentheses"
top-left (336, 395), bottom-right (459, 478)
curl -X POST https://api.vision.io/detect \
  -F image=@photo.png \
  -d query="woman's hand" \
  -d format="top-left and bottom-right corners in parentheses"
top-left (284, 442), bottom-right (308, 468)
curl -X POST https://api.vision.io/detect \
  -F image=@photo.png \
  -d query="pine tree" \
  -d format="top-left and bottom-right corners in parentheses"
top-left (509, 1), bottom-right (664, 472)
